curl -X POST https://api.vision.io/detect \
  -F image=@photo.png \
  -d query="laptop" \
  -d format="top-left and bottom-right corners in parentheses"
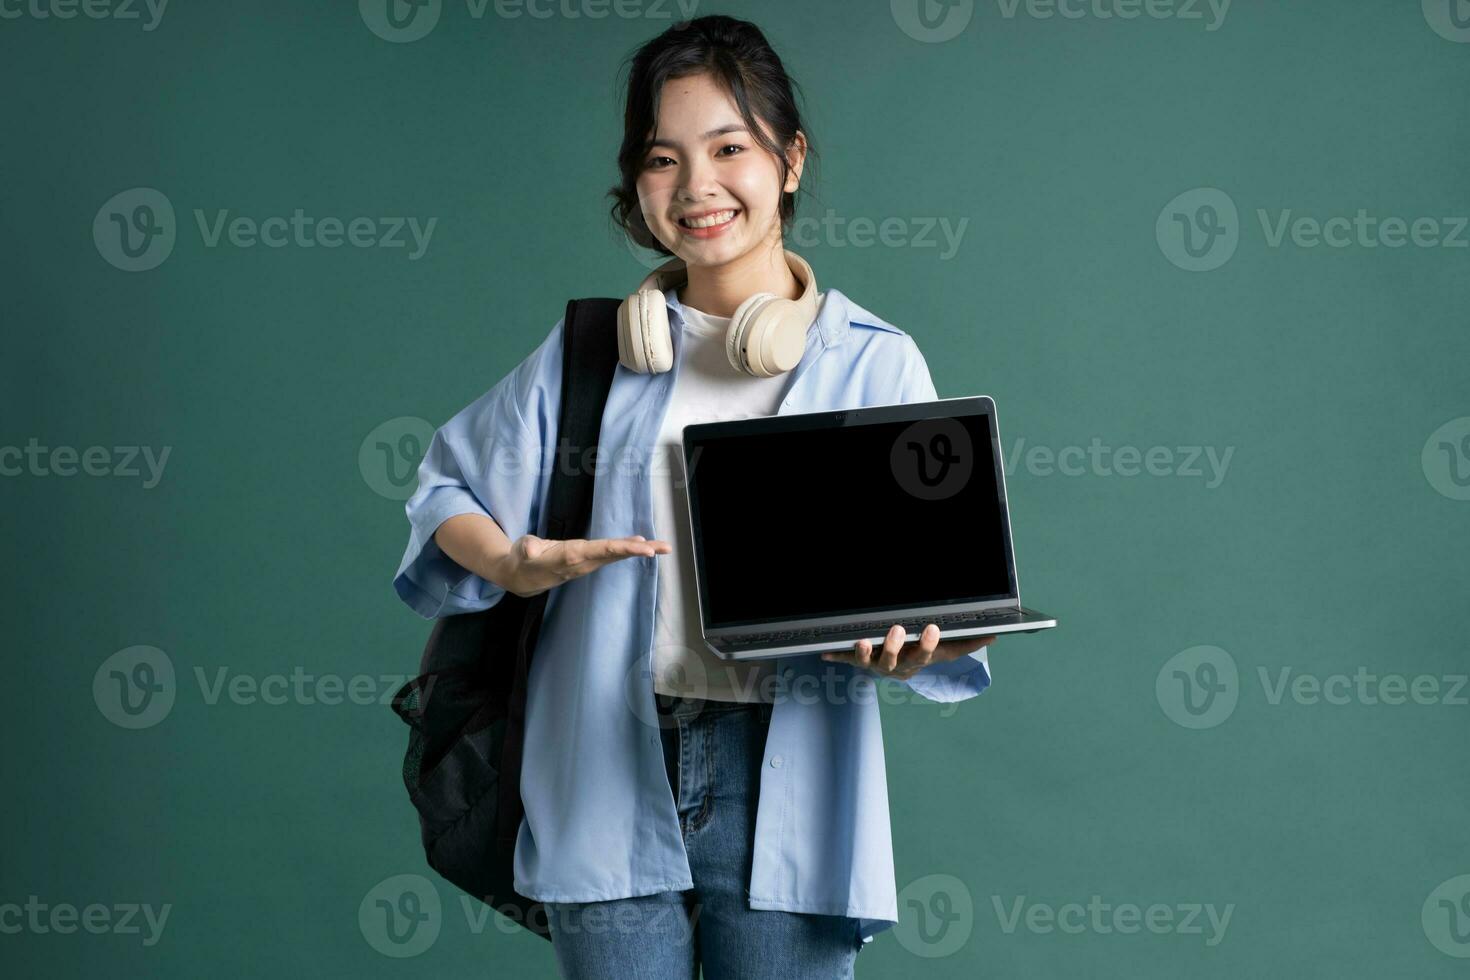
top-left (680, 395), bottom-right (1057, 660)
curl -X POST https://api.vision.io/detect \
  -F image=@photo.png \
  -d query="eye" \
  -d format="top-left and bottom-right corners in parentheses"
top-left (717, 144), bottom-right (745, 157)
top-left (644, 155), bottom-right (675, 170)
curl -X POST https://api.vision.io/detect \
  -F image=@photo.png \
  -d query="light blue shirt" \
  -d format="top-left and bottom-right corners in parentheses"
top-left (393, 285), bottom-right (993, 943)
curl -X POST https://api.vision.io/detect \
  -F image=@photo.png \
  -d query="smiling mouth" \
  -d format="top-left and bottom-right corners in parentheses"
top-left (679, 209), bottom-right (740, 229)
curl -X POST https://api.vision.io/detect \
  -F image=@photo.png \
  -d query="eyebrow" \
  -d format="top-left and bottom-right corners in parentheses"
top-left (646, 124), bottom-right (748, 151)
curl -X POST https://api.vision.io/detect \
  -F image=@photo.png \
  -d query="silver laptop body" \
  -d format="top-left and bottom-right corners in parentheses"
top-left (680, 395), bottom-right (1057, 661)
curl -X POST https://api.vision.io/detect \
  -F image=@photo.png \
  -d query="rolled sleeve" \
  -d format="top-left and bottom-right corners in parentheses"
top-left (392, 484), bottom-right (505, 619)
top-left (902, 646), bottom-right (993, 703)
top-left (392, 320), bottom-right (562, 619)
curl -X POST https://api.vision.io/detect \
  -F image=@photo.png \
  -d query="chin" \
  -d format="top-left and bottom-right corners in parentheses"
top-left (681, 237), bottom-right (751, 267)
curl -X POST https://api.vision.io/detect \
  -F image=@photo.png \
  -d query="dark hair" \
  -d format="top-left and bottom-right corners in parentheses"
top-left (608, 15), bottom-right (817, 257)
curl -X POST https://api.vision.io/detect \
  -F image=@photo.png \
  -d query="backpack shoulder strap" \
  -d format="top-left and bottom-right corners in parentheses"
top-left (542, 298), bottom-right (622, 540)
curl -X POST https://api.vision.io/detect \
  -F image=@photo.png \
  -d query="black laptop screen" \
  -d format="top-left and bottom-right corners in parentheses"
top-left (683, 407), bottom-right (1015, 629)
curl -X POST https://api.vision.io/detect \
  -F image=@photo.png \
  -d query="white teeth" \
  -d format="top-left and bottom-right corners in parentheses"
top-left (680, 209), bottom-right (737, 229)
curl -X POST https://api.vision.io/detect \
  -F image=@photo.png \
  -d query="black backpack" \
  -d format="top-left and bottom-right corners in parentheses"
top-left (390, 298), bottom-right (622, 941)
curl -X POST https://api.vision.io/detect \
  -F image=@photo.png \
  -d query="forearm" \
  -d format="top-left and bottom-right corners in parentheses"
top-left (434, 513), bottom-right (519, 592)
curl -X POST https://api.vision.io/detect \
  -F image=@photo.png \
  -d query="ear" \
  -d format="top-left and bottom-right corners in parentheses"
top-left (783, 131), bottom-right (808, 192)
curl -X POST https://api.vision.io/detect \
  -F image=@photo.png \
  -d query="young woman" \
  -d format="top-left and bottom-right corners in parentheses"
top-left (393, 15), bottom-right (996, 979)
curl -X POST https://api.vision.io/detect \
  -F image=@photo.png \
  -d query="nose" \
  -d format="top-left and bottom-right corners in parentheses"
top-left (674, 152), bottom-right (720, 204)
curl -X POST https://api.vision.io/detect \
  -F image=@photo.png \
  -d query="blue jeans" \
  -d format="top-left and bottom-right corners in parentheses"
top-left (545, 696), bottom-right (863, 979)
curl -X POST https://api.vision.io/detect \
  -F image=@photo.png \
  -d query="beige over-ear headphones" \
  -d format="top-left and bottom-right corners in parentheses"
top-left (616, 250), bottom-right (819, 378)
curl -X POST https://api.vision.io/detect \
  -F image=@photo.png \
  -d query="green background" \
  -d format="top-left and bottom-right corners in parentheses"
top-left (3, 0), bottom-right (1467, 976)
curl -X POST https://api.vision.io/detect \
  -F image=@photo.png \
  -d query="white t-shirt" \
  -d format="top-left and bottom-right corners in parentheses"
top-left (650, 290), bottom-right (822, 702)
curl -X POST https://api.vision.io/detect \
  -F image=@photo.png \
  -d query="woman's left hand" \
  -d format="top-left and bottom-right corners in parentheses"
top-left (820, 624), bottom-right (996, 681)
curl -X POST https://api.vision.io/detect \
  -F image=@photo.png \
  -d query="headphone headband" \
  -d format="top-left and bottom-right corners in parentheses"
top-left (635, 250), bottom-right (817, 313)
top-left (617, 249), bottom-right (818, 377)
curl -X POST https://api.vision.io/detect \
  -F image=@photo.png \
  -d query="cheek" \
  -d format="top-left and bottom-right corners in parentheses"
top-left (635, 178), bottom-right (672, 221)
top-left (728, 164), bottom-right (782, 213)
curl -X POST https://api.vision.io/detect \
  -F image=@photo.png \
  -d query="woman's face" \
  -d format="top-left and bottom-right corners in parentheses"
top-left (636, 72), bottom-right (802, 269)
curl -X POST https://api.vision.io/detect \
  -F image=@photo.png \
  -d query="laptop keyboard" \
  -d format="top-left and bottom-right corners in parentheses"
top-left (728, 607), bottom-right (1020, 648)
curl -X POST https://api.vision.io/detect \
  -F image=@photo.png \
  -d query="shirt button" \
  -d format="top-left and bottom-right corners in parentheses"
top-left (769, 755), bottom-right (784, 769)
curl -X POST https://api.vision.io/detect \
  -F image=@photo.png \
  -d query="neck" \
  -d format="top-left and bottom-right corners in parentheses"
top-left (678, 243), bottom-right (802, 318)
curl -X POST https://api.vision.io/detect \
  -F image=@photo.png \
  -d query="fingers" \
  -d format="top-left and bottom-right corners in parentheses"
top-left (818, 624), bottom-right (951, 680)
top-left (879, 624), bottom-right (905, 673)
top-left (818, 625), bottom-right (1000, 680)
top-left (561, 535), bottom-right (672, 571)
top-left (906, 624), bottom-right (939, 674)
top-left (609, 535), bottom-right (672, 559)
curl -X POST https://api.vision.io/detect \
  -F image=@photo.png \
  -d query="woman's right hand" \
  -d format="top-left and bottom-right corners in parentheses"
top-left (500, 533), bottom-right (672, 598)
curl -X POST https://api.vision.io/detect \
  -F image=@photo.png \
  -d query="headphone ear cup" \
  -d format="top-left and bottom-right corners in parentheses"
top-left (616, 295), bottom-right (635, 371)
top-left (618, 289), bottom-right (674, 374)
top-left (726, 292), bottom-right (775, 376)
top-left (728, 294), bottom-right (805, 377)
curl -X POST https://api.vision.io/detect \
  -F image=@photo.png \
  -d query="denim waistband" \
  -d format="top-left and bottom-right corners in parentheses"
top-left (654, 693), bottom-right (770, 722)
